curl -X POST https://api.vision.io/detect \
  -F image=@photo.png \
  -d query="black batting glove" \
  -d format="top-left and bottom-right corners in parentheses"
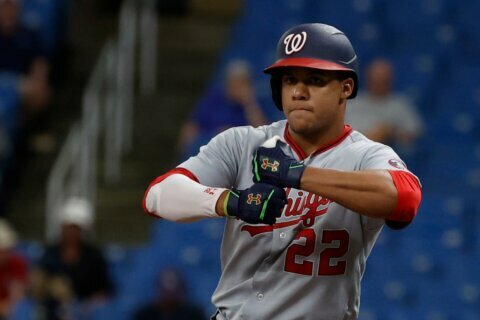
top-left (224, 183), bottom-right (287, 225)
top-left (252, 140), bottom-right (305, 189)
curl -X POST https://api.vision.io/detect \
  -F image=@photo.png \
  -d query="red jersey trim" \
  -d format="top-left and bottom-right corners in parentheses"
top-left (387, 170), bottom-right (422, 224)
top-left (284, 124), bottom-right (307, 159)
top-left (142, 168), bottom-right (199, 218)
top-left (284, 124), bottom-right (353, 160)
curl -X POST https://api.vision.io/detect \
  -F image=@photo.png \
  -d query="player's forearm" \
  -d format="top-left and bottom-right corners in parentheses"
top-left (300, 167), bottom-right (397, 219)
top-left (144, 174), bottom-right (227, 222)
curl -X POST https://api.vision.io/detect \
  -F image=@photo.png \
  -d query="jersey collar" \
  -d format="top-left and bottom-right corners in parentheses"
top-left (284, 124), bottom-right (353, 160)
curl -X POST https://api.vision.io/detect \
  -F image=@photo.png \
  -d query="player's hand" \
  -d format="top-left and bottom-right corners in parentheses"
top-left (252, 139), bottom-right (305, 189)
top-left (224, 183), bottom-right (286, 225)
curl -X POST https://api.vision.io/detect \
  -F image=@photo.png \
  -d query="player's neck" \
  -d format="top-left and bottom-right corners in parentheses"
top-left (287, 123), bottom-right (346, 157)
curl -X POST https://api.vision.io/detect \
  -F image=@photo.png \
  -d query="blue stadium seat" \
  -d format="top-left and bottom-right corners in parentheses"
top-left (358, 306), bottom-right (385, 320)
top-left (0, 77), bottom-right (21, 179)
top-left (145, 219), bottom-right (223, 309)
top-left (20, 0), bottom-right (68, 56)
top-left (380, 0), bottom-right (457, 56)
top-left (432, 61), bottom-right (480, 118)
top-left (112, 293), bottom-right (145, 320)
top-left (0, 75), bottom-right (21, 139)
top-left (383, 52), bottom-right (438, 106)
top-left (421, 155), bottom-right (480, 197)
top-left (311, 0), bottom-right (386, 64)
top-left (13, 240), bottom-right (44, 267)
top-left (451, 0), bottom-right (480, 58)
top-left (459, 309), bottom-right (480, 320)
top-left (89, 299), bottom-right (124, 320)
top-left (150, 220), bottom-right (223, 270)
top-left (10, 298), bottom-right (35, 320)
top-left (415, 275), bottom-right (474, 319)
top-left (151, 219), bottom-right (224, 243)
top-left (414, 264), bottom-right (480, 319)
top-left (104, 244), bottom-right (141, 292)
top-left (116, 246), bottom-right (161, 303)
top-left (231, 0), bottom-right (307, 52)
top-left (189, 270), bottom-right (220, 315)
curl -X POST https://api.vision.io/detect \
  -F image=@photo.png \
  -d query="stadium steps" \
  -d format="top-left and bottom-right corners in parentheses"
top-left (7, 1), bottom-right (238, 244)
top-left (93, 9), bottom-right (238, 244)
top-left (5, 3), bottom-right (119, 242)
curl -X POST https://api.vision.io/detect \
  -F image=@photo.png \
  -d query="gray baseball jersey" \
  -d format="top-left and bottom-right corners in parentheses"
top-left (179, 120), bottom-right (413, 320)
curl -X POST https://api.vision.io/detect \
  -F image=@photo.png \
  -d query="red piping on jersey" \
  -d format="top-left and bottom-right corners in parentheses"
top-left (387, 170), bottom-right (422, 223)
top-left (142, 167), bottom-right (199, 218)
top-left (284, 124), bottom-right (353, 160)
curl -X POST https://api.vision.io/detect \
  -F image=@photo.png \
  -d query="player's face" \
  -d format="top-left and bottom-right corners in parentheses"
top-left (281, 67), bottom-right (353, 137)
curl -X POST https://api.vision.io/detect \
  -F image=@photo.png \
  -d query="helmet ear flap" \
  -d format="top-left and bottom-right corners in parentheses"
top-left (270, 76), bottom-right (283, 110)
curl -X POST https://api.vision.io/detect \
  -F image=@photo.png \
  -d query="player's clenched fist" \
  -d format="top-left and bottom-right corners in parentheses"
top-left (252, 140), bottom-right (305, 189)
top-left (224, 183), bottom-right (286, 225)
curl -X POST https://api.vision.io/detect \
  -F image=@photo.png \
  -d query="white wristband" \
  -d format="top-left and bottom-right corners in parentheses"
top-left (145, 174), bottom-right (227, 222)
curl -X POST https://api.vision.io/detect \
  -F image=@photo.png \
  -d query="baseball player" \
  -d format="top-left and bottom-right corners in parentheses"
top-left (143, 23), bottom-right (422, 320)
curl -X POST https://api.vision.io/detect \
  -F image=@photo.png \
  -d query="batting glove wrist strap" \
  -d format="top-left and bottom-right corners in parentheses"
top-left (225, 183), bottom-right (287, 225)
top-left (224, 190), bottom-right (240, 217)
top-left (284, 160), bottom-right (305, 189)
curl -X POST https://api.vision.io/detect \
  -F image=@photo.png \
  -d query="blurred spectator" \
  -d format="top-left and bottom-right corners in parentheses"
top-left (346, 58), bottom-right (423, 148)
top-left (0, 218), bottom-right (27, 319)
top-left (132, 267), bottom-right (206, 320)
top-left (10, 266), bottom-right (76, 320)
top-left (0, 0), bottom-right (54, 216)
top-left (39, 197), bottom-right (113, 317)
top-left (177, 59), bottom-right (267, 159)
top-left (0, 0), bottom-right (51, 115)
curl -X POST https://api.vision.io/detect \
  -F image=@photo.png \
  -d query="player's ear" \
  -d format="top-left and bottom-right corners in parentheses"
top-left (340, 78), bottom-right (354, 99)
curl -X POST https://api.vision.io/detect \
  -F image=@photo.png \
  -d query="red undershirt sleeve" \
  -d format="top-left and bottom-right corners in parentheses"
top-left (142, 167), bottom-right (199, 217)
top-left (386, 170), bottom-right (422, 230)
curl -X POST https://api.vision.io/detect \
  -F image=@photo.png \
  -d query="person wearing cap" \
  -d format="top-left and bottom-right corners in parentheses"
top-left (176, 59), bottom-right (268, 159)
top-left (39, 197), bottom-right (113, 310)
top-left (143, 23), bottom-right (421, 319)
top-left (0, 218), bottom-right (27, 319)
top-left (346, 58), bottom-right (423, 148)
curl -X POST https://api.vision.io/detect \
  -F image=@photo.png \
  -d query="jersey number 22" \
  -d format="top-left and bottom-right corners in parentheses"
top-left (284, 229), bottom-right (349, 276)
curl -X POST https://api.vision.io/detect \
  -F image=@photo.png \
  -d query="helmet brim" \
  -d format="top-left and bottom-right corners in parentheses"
top-left (264, 57), bottom-right (354, 74)
top-left (264, 57), bottom-right (358, 101)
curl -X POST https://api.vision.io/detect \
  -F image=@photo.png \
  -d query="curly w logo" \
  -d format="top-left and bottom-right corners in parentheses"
top-left (247, 193), bottom-right (262, 205)
top-left (284, 31), bottom-right (307, 55)
top-left (261, 159), bottom-right (280, 172)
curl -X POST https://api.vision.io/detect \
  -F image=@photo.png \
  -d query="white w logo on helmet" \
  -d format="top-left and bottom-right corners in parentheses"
top-left (284, 31), bottom-right (307, 55)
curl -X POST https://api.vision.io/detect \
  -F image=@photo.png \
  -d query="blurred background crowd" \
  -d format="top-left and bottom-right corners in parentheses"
top-left (0, 0), bottom-right (479, 319)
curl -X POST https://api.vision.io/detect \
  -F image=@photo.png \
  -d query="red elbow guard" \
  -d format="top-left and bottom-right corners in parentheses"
top-left (142, 167), bottom-right (199, 217)
top-left (386, 170), bottom-right (422, 226)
